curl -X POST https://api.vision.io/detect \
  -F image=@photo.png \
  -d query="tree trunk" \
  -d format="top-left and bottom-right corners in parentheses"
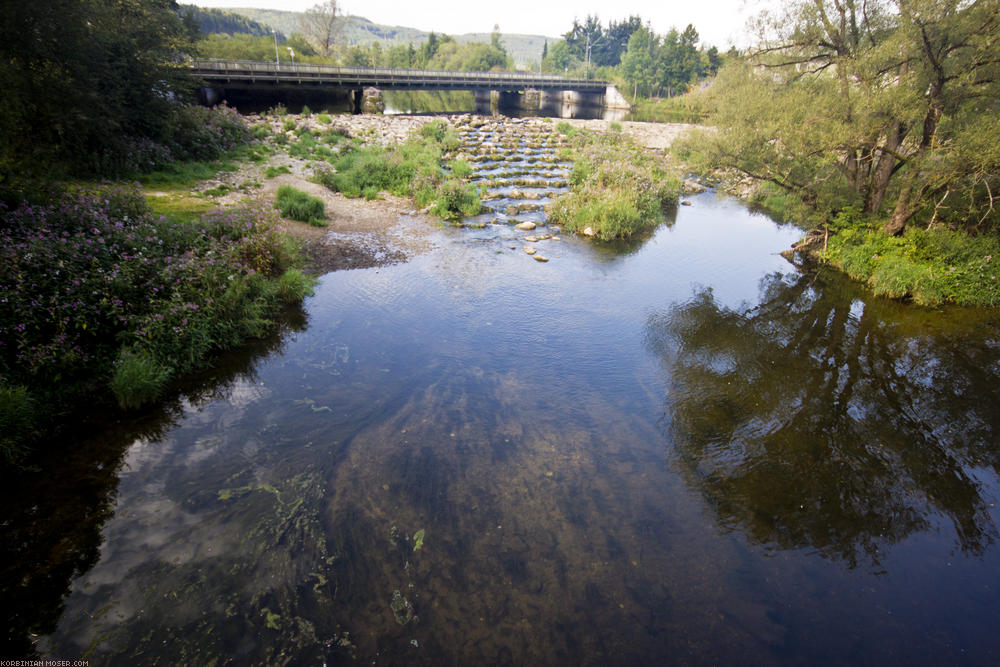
top-left (866, 122), bottom-right (904, 215)
top-left (885, 174), bottom-right (918, 235)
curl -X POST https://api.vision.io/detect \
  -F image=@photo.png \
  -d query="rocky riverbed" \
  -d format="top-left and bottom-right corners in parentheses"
top-left (185, 113), bottom-right (700, 274)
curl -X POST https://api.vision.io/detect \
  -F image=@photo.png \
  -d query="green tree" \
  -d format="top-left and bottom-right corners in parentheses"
top-left (705, 0), bottom-right (1000, 235)
top-left (0, 0), bottom-right (194, 177)
top-left (621, 25), bottom-right (659, 97)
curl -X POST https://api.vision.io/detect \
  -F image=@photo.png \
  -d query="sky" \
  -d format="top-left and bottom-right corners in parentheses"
top-left (195, 0), bottom-right (764, 49)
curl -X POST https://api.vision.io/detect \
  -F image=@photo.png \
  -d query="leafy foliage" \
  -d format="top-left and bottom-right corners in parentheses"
top-left (0, 185), bottom-right (313, 455)
top-left (547, 128), bottom-right (680, 240)
top-left (0, 0), bottom-right (198, 177)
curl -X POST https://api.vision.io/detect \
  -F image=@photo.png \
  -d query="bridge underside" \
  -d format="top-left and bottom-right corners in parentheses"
top-left (190, 61), bottom-right (620, 115)
top-left (201, 81), bottom-right (610, 116)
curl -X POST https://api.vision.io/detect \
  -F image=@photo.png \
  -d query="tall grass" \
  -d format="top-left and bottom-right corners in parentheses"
top-left (275, 185), bottom-right (326, 226)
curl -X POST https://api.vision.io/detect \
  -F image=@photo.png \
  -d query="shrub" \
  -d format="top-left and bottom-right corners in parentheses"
top-left (275, 185), bottom-right (326, 226)
top-left (547, 129), bottom-right (680, 240)
top-left (431, 180), bottom-right (483, 220)
top-left (0, 185), bottom-right (311, 454)
top-left (317, 113), bottom-right (332, 124)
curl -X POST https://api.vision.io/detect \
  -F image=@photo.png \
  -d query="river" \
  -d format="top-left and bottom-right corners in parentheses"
top-left (4, 135), bottom-right (1000, 664)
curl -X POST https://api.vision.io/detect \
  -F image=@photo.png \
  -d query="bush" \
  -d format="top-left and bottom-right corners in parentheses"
top-left (275, 185), bottom-right (326, 226)
top-left (547, 129), bottom-right (680, 240)
top-left (0, 185), bottom-right (310, 454)
top-left (431, 180), bottom-right (483, 220)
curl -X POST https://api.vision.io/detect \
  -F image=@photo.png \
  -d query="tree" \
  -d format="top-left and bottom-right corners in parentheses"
top-left (0, 0), bottom-right (194, 177)
top-left (620, 26), bottom-right (659, 97)
top-left (706, 0), bottom-right (1000, 235)
top-left (299, 0), bottom-right (341, 57)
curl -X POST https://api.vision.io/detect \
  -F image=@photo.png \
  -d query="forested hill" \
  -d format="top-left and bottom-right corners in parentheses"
top-left (180, 5), bottom-right (279, 38)
top-left (217, 7), bottom-right (554, 66)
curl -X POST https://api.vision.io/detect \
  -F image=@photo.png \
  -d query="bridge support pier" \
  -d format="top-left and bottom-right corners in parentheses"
top-left (474, 90), bottom-right (493, 114)
top-left (348, 87), bottom-right (384, 114)
top-left (198, 86), bottom-right (224, 106)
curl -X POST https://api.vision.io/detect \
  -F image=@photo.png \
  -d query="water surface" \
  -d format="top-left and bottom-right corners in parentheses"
top-left (6, 190), bottom-right (1000, 665)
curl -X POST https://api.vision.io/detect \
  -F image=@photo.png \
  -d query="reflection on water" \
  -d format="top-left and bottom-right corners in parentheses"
top-left (6, 193), bottom-right (1000, 664)
top-left (646, 272), bottom-right (1000, 568)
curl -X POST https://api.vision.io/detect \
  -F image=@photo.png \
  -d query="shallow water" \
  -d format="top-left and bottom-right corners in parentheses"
top-left (5, 184), bottom-right (1000, 664)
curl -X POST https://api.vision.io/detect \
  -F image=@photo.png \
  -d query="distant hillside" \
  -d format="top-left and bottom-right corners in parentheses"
top-left (217, 7), bottom-right (556, 67)
top-left (180, 5), bottom-right (280, 38)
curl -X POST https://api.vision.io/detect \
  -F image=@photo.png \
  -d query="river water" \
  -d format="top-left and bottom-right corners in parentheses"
top-left (5, 133), bottom-right (1000, 664)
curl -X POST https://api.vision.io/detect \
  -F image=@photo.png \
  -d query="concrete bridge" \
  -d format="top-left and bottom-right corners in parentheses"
top-left (190, 59), bottom-right (630, 114)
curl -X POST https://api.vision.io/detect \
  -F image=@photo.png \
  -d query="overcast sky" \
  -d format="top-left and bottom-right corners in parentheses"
top-left (195, 0), bottom-right (764, 48)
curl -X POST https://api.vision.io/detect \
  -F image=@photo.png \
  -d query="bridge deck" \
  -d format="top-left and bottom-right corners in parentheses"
top-left (189, 59), bottom-right (609, 93)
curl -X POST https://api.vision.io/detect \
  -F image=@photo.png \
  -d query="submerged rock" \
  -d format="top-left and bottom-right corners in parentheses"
top-left (523, 245), bottom-right (537, 255)
top-left (533, 255), bottom-right (549, 262)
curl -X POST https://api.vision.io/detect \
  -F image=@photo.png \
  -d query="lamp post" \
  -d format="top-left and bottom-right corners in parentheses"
top-left (287, 47), bottom-right (295, 66)
top-left (272, 30), bottom-right (280, 69)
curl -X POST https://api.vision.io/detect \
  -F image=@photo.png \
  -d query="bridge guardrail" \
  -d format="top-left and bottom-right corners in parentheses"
top-left (189, 59), bottom-right (608, 90)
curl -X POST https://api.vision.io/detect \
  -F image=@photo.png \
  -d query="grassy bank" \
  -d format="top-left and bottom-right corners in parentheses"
top-left (816, 213), bottom-right (1000, 307)
top-left (0, 183), bottom-right (315, 462)
top-left (314, 119), bottom-right (483, 221)
top-left (547, 123), bottom-right (680, 240)
top-left (673, 134), bottom-right (1000, 308)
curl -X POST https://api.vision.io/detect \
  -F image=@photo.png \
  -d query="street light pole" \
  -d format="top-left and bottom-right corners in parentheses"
top-left (272, 30), bottom-right (280, 69)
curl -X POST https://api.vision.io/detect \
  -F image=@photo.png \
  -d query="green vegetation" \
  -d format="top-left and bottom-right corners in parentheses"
top-left (1, 1), bottom-right (200, 177)
top-left (547, 128), bottom-right (679, 240)
top-left (275, 185), bottom-right (327, 226)
top-left (820, 216), bottom-right (1000, 306)
top-left (266, 165), bottom-right (293, 178)
top-left (315, 120), bottom-right (482, 220)
top-left (0, 184), bottom-right (315, 461)
top-left (686, 0), bottom-right (1000, 306)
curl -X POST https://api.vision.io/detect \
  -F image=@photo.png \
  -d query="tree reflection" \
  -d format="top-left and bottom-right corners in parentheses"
top-left (646, 269), bottom-right (1000, 568)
